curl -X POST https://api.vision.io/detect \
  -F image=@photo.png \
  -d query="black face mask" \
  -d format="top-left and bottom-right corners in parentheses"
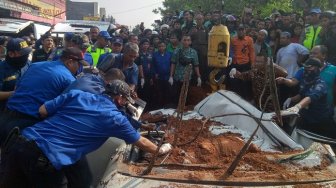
top-left (6, 54), bottom-right (29, 69)
top-left (303, 67), bottom-right (320, 84)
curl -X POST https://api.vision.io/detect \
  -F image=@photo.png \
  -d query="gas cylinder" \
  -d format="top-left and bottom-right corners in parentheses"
top-left (208, 25), bottom-right (230, 68)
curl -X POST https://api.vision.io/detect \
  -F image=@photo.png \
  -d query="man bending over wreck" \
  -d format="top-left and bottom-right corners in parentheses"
top-left (0, 80), bottom-right (172, 188)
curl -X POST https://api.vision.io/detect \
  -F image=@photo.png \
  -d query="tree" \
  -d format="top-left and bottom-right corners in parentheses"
top-left (132, 24), bottom-right (141, 35)
top-left (154, 0), bottom-right (336, 18)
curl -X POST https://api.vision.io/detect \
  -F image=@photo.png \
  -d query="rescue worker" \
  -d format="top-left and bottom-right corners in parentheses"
top-left (98, 43), bottom-right (139, 90)
top-left (0, 38), bottom-right (32, 111)
top-left (300, 8), bottom-right (322, 50)
top-left (0, 47), bottom-right (86, 145)
top-left (32, 34), bottom-right (54, 63)
top-left (86, 31), bottom-right (112, 66)
top-left (277, 45), bottom-right (336, 108)
top-left (0, 80), bottom-right (172, 188)
top-left (283, 58), bottom-right (336, 139)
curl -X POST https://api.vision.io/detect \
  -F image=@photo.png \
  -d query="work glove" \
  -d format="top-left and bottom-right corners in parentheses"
top-left (229, 68), bottom-right (237, 78)
top-left (159, 143), bottom-right (173, 155)
top-left (286, 104), bottom-right (301, 113)
top-left (127, 103), bottom-right (139, 117)
top-left (168, 76), bottom-right (174, 86)
top-left (283, 98), bottom-right (291, 110)
top-left (140, 78), bottom-right (145, 88)
top-left (197, 77), bottom-right (202, 87)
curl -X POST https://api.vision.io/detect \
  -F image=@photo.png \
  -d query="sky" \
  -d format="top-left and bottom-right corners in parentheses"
top-left (73, 0), bottom-right (164, 29)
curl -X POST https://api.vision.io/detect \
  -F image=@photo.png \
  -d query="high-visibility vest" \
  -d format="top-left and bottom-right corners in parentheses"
top-left (303, 25), bottom-right (321, 50)
top-left (86, 45), bottom-right (111, 66)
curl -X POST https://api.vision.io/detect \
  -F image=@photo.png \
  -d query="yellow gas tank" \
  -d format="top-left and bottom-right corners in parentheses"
top-left (208, 24), bottom-right (230, 68)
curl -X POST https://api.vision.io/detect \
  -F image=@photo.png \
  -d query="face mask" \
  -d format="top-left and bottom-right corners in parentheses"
top-left (303, 67), bottom-right (320, 84)
top-left (6, 54), bottom-right (29, 69)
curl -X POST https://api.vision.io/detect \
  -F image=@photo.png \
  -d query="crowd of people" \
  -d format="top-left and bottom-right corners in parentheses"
top-left (0, 5), bottom-right (336, 187)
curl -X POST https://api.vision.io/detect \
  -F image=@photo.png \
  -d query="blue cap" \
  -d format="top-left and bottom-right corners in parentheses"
top-left (65, 32), bottom-right (74, 41)
top-left (98, 31), bottom-right (112, 40)
top-left (6, 38), bottom-right (32, 55)
top-left (310, 8), bottom-right (321, 14)
top-left (112, 36), bottom-right (123, 44)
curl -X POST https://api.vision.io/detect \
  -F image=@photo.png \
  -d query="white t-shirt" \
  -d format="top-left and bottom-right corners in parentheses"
top-left (276, 43), bottom-right (309, 78)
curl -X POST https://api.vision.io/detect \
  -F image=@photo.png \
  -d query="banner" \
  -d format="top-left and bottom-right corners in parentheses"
top-left (13, 0), bottom-right (65, 19)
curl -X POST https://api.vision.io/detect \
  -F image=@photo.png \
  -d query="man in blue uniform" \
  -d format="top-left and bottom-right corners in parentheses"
top-left (0, 80), bottom-right (172, 188)
top-left (98, 42), bottom-right (139, 90)
top-left (0, 38), bottom-right (32, 111)
top-left (283, 58), bottom-right (336, 139)
top-left (0, 47), bottom-right (86, 145)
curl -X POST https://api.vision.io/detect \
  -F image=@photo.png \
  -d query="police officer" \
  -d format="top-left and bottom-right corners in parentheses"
top-left (0, 47), bottom-right (87, 145)
top-left (0, 38), bottom-right (32, 111)
top-left (86, 31), bottom-right (112, 66)
top-left (300, 8), bottom-right (322, 50)
top-left (0, 80), bottom-right (172, 188)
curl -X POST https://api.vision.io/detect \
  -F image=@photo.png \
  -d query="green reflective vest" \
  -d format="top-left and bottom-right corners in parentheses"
top-left (303, 25), bottom-right (321, 50)
top-left (86, 45), bottom-right (111, 66)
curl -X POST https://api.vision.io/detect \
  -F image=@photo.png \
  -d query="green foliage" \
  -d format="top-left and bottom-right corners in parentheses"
top-left (155, 0), bottom-right (336, 18)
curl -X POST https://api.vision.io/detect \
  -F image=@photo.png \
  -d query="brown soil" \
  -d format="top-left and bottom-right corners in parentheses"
top-left (128, 115), bottom-right (336, 184)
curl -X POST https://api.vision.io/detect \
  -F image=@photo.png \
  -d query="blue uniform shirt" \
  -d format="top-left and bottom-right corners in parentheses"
top-left (63, 73), bottom-right (141, 129)
top-left (113, 54), bottom-right (138, 86)
top-left (22, 90), bottom-right (141, 169)
top-left (51, 48), bottom-right (94, 66)
top-left (294, 63), bottom-right (336, 105)
top-left (152, 51), bottom-right (172, 81)
top-left (135, 52), bottom-right (153, 78)
top-left (7, 60), bottom-right (75, 118)
top-left (299, 77), bottom-right (332, 124)
top-left (0, 60), bottom-right (30, 110)
top-left (97, 54), bottom-right (139, 86)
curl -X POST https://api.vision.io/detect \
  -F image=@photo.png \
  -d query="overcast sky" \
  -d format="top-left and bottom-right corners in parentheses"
top-left (72, 0), bottom-right (163, 29)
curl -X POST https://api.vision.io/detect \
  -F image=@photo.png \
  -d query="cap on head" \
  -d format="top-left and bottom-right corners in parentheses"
top-left (310, 8), bottom-right (321, 14)
top-left (303, 58), bottom-right (322, 68)
top-left (259, 29), bottom-right (268, 37)
top-left (105, 79), bottom-right (134, 104)
top-left (65, 32), bottom-right (74, 42)
top-left (160, 24), bottom-right (169, 30)
top-left (6, 38), bottom-right (32, 55)
top-left (112, 37), bottom-right (123, 45)
top-left (98, 31), bottom-right (112, 40)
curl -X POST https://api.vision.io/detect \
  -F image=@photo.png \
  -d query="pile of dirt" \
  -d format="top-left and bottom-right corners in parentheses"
top-left (129, 116), bottom-right (336, 183)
